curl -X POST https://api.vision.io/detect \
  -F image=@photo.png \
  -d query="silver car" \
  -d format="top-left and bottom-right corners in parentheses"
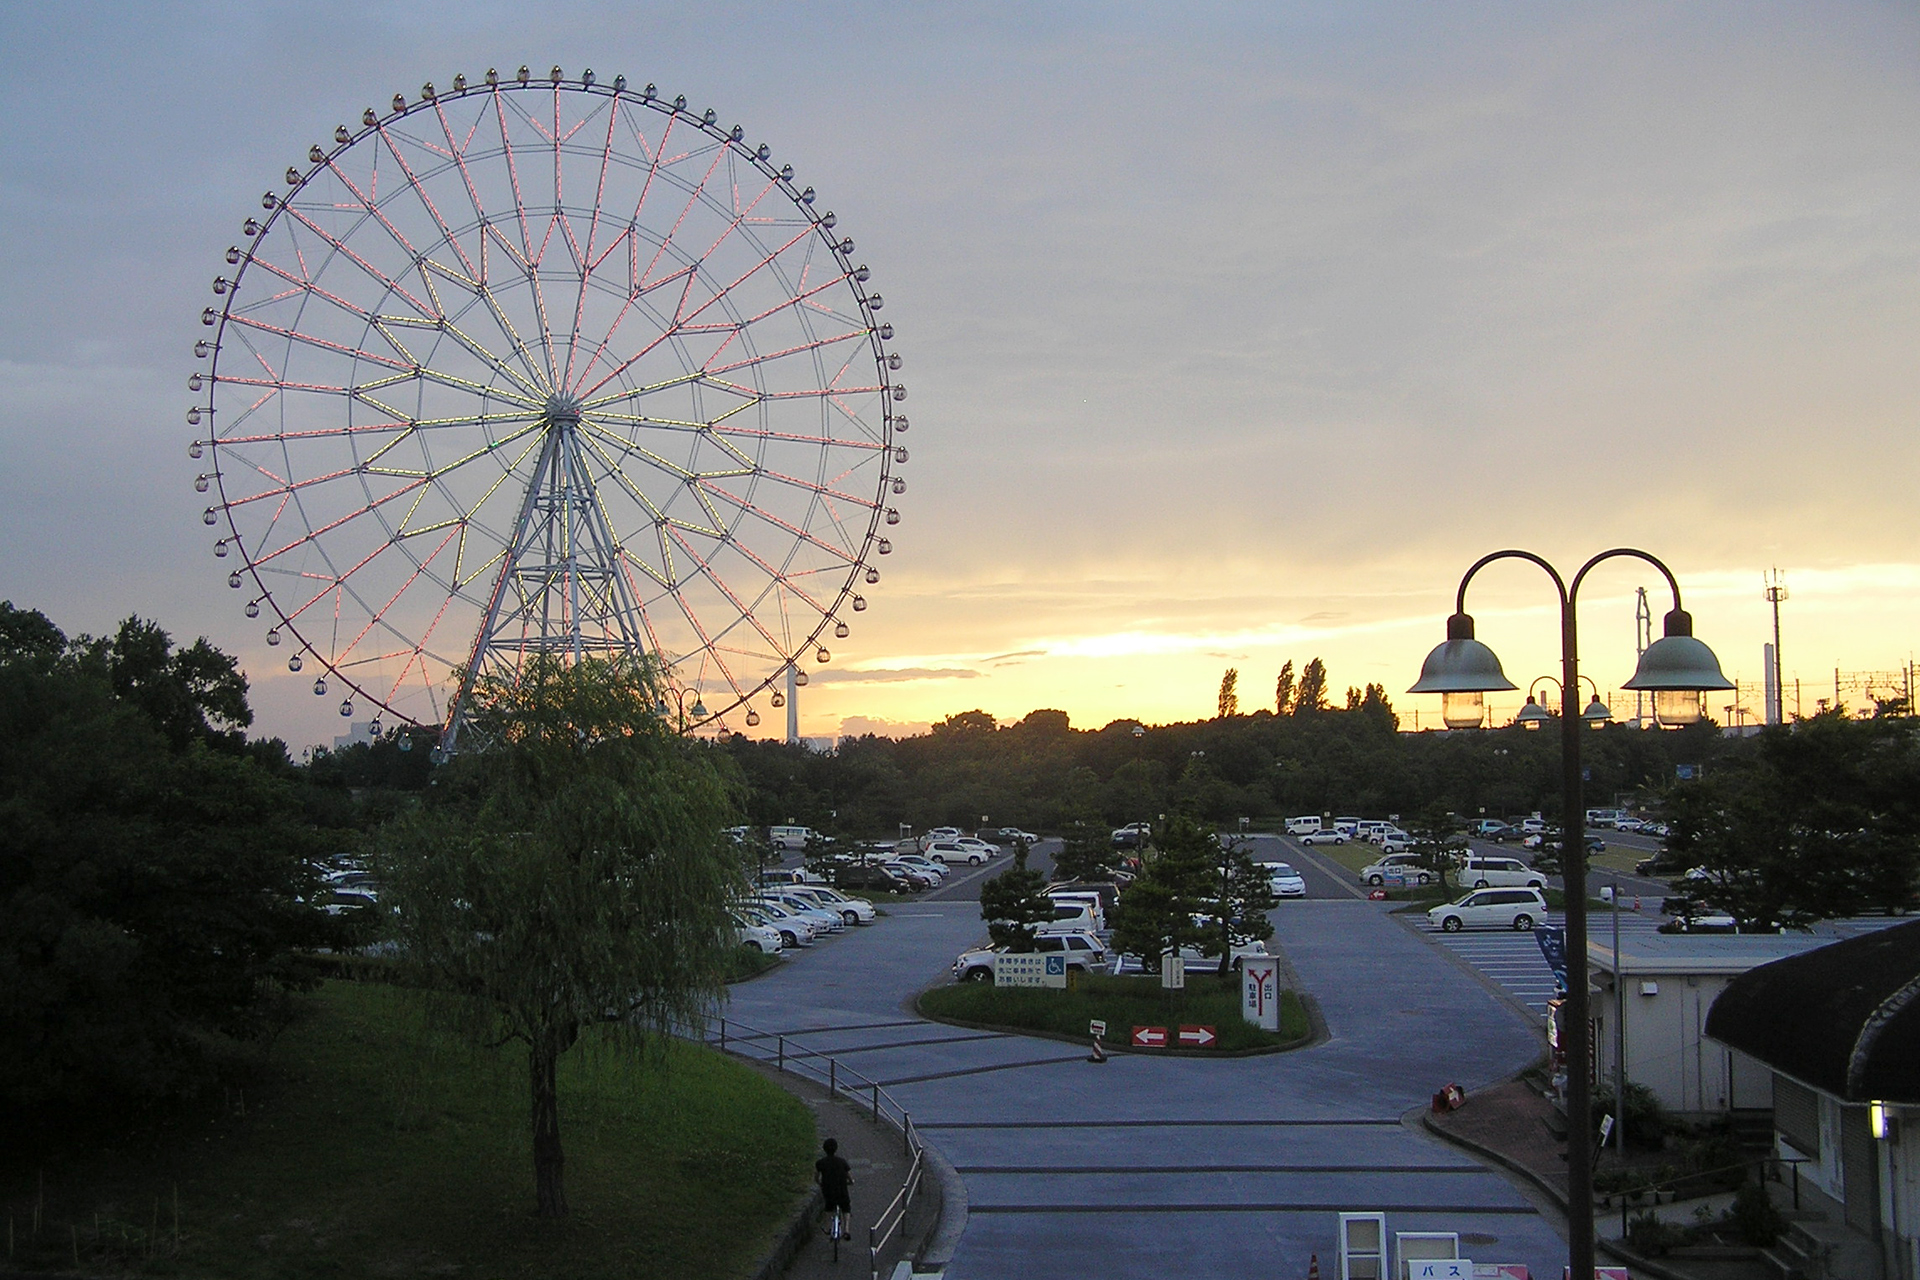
top-left (1427, 887), bottom-right (1548, 933)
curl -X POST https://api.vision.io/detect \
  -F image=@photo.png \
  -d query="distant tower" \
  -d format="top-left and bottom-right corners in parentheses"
top-left (785, 664), bottom-right (800, 745)
top-left (1764, 569), bottom-right (1788, 724)
top-left (1633, 588), bottom-right (1653, 728)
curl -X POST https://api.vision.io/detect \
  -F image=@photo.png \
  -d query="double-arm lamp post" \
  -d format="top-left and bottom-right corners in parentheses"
top-left (1408, 548), bottom-right (1733, 1280)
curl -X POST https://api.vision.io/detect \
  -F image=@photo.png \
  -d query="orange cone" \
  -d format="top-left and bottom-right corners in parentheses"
top-left (1308, 1253), bottom-right (1320, 1280)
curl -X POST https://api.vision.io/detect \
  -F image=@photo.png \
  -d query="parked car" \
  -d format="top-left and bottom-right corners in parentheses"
top-left (1113, 938), bottom-right (1270, 975)
top-left (1428, 887), bottom-right (1548, 933)
top-left (1300, 829), bottom-right (1349, 846)
top-left (1263, 862), bottom-right (1307, 898)
top-left (951, 930), bottom-right (1107, 983)
top-left (832, 862), bottom-right (919, 894)
top-left (1359, 852), bottom-right (1433, 887)
top-left (1046, 890), bottom-right (1107, 931)
top-left (978, 827), bottom-right (1039, 845)
top-left (1045, 881), bottom-right (1121, 913)
top-left (760, 867), bottom-right (826, 887)
top-left (1378, 834), bottom-right (1415, 854)
top-left (758, 891), bottom-right (845, 934)
top-left (1111, 821), bottom-right (1152, 849)
top-left (1333, 817), bottom-right (1361, 839)
top-left (1284, 815), bottom-right (1323, 836)
top-left (888, 853), bottom-right (950, 881)
top-left (733, 916), bottom-right (785, 953)
top-left (1037, 900), bottom-right (1100, 933)
top-left (952, 837), bottom-right (1000, 860)
top-left (923, 839), bottom-right (991, 866)
top-left (768, 824), bottom-right (816, 851)
top-left (1472, 820), bottom-right (1515, 841)
top-left (787, 885), bottom-right (877, 925)
top-left (739, 902), bottom-right (815, 948)
top-left (1458, 856), bottom-right (1548, 891)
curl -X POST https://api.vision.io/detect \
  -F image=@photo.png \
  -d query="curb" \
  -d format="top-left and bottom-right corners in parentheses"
top-left (747, 1184), bottom-right (825, 1280)
top-left (1417, 1110), bottom-right (1691, 1280)
top-left (914, 1136), bottom-right (968, 1272)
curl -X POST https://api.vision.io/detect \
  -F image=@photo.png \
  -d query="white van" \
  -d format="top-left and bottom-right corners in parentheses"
top-left (1585, 808), bottom-right (1629, 829)
top-left (1285, 815), bottom-right (1322, 836)
top-left (1356, 820), bottom-right (1391, 842)
top-left (769, 825), bottom-right (814, 851)
top-left (1459, 856), bottom-right (1548, 890)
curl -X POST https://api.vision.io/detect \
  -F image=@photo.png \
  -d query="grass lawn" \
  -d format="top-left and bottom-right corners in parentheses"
top-left (1, 981), bottom-right (813, 1279)
top-left (918, 972), bottom-right (1310, 1051)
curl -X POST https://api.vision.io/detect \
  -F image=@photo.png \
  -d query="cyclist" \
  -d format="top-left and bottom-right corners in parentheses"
top-left (815, 1137), bottom-right (853, 1248)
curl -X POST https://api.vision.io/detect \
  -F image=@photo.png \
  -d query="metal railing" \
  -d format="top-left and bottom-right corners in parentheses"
top-left (708, 1017), bottom-right (928, 1280)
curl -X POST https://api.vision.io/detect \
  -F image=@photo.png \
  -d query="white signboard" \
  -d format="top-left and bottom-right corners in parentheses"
top-left (993, 952), bottom-right (1068, 988)
top-left (1408, 1262), bottom-right (1473, 1280)
top-left (1160, 953), bottom-right (1186, 989)
top-left (1241, 955), bottom-right (1281, 1030)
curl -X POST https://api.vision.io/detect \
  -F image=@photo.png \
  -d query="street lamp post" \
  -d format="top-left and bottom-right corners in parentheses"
top-left (1408, 548), bottom-right (1732, 1280)
top-left (655, 687), bottom-right (709, 734)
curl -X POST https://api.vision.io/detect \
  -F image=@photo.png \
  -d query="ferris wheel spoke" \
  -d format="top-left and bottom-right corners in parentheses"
top-left (221, 314), bottom-right (415, 377)
top-left (278, 203), bottom-right (441, 320)
top-left (247, 478), bottom-right (431, 569)
top-left (328, 523), bottom-right (463, 668)
top-left (690, 522), bottom-right (836, 624)
top-left (361, 125), bottom-right (487, 287)
top-left (697, 476), bottom-right (867, 565)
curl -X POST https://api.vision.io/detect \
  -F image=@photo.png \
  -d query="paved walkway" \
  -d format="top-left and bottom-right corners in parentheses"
top-left (723, 886), bottom-right (1574, 1278)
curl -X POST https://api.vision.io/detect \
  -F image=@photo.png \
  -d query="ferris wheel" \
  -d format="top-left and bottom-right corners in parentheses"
top-left (189, 66), bottom-right (907, 747)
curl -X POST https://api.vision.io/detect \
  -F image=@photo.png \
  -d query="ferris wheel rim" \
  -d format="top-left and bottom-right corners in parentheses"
top-left (194, 70), bottom-right (906, 735)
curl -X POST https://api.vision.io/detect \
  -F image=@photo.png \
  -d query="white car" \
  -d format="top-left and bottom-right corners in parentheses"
top-left (1428, 887), bottom-right (1548, 933)
top-left (1458, 856), bottom-right (1548, 891)
top-left (952, 930), bottom-right (1107, 983)
top-left (1262, 862), bottom-right (1307, 897)
top-left (787, 885), bottom-right (876, 926)
top-left (1359, 852), bottom-right (1432, 886)
top-left (758, 892), bottom-right (845, 935)
top-left (998, 828), bottom-right (1040, 844)
top-left (1300, 830), bottom-right (1348, 846)
top-left (952, 837), bottom-right (1000, 860)
top-left (1114, 938), bottom-right (1270, 975)
top-left (733, 917), bottom-right (785, 953)
top-left (888, 853), bottom-right (949, 880)
top-left (739, 902), bottom-right (816, 948)
top-left (923, 839), bottom-right (990, 866)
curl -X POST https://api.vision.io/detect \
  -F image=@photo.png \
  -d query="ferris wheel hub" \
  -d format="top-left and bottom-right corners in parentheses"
top-left (542, 393), bottom-right (583, 429)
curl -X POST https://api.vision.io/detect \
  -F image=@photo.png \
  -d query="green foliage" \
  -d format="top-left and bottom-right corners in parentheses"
top-left (0, 604), bottom-right (330, 1125)
top-left (919, 972), bottom-right (1309, 1050)
top-left (1408, 804), bottom-right (1467, 892)
top-left (1665, 709), bottom-right (1920, 927)
top-left (979, 843), bottom-right (1054, 950)
top-left (1293, 658), bottom-right (1329, 714)
top-left (1204, 836), bottom-right (1277, 973)
top-left (1274, 661), bottom-right (1295, 715)
top-left (1727, 1179), bottom-right (1784, 1246)
top-left (0, 981), bottom-right (815, 1279)
top-left (376, 652), bottom-right (748, 1215)
top-left (1218, 668), bottom-right (1239, 719)
top-left (1053, 818), bottom-right (1121, 883)
top-left (1592, 1079), bottom-right (1667, 1150)
top-left (1625, 1209), bottom-right (1686, 1255)
top-left (1107, 816), bottom-right (1216, 968)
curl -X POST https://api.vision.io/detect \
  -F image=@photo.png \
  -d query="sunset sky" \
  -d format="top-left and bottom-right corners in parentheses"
top-left (1, 2), bottom-right (1915, 749)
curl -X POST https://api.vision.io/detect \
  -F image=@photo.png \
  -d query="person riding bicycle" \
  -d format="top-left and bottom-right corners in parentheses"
top-left (815, 1137), bottom-right (853, 1242)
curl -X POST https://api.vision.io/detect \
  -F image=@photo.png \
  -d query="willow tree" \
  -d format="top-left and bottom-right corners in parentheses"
top-left (377, 654), bottom-right (745, 1217)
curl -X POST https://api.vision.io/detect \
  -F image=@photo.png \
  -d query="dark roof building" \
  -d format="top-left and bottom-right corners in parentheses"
top-left (1705, 917), bottom-right (1920, 1104)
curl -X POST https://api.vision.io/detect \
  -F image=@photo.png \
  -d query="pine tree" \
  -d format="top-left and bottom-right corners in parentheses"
top-left (1274, 661), bottom-right (1295, 715)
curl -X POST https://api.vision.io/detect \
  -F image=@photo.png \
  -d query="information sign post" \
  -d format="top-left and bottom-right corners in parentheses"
top-left (1241, 954), bottom-right (1281, 1031)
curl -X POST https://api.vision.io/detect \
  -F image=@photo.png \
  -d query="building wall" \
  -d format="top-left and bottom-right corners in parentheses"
top-left (1595, 968), bottom-right (1749, 1115)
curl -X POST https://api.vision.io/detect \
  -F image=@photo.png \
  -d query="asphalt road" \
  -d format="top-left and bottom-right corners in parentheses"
top-left (725, 836), bottom-right (1572, 1279)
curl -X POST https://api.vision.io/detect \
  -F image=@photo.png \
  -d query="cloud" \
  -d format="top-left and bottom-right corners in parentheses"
top-left (837, 715), bottom-right (932, 739)
top-left (984, 649), bottom-right (1047, 663)
top-left (810, 667), bottom-right (981, 685)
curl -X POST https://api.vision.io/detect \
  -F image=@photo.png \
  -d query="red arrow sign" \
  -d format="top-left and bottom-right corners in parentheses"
top-left (1130, 1025), bottom-right (1167, 1048)
top-left (1178, 1024), bottom-right (1218, 1048)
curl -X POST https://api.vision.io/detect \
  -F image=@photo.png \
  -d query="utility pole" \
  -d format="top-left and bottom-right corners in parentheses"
top-left (1633, 588), bottom-right (1652, 728)
top-left (1764, 569), bottom-right (1788, 724)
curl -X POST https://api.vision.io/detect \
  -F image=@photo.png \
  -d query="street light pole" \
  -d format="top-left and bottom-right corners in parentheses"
top-left (1409, 547), bottom-right (1733, 1280)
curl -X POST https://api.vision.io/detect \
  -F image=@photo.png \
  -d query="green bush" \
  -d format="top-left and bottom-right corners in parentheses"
top-left (1592, 1079), bottom-right (1666, 1149)
top-left (1727, 1180), bottom-right (1784, 1246)
top-left (918, 972), bottom-right (1308, 1050)
top-left (1625, 1210), bottom-right (1685, 1255)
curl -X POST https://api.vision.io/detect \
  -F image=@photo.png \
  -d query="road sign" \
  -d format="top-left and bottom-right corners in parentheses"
top-left (1241, 954), bottom-right (1280, 1030)
top-left (1130, 1025), bottom-right (1167, 1048)
top-left (1408, 1262), bottom-right (1472, 1280)
top-left (993, 952), bottom-right (1068, 988)
top-left (1088, 1020), bottom-right (1107, 1037)
top-left (1177, 1024), bottom-right (1217, 1048)
top-left (1160, 954), bottom-right (1186, 989)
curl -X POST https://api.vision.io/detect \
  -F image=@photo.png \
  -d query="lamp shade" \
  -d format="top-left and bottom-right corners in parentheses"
top-left (1582, 695), bottom-right (1614, 727)
top-left (1408, 613), bottom-right (1518, 695)
top-left (1515, 696), bottom-right (1552, 730)
top-left (1621, 609), bottom-right (1734, 694)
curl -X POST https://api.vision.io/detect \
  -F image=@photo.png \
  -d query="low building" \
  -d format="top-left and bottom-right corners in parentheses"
top-left (1586, 930), bottom-right (1831, 1117)
top-left (1706, 919), bottom-right (1920, 1280)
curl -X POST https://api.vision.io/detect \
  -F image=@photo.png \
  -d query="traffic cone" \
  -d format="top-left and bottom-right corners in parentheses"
top-left (1307, 1253), bottom-right (1320, 1280)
